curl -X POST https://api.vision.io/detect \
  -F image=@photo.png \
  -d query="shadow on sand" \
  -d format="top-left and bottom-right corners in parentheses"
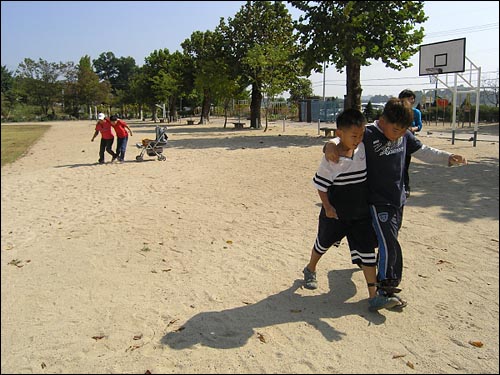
top-left (161, 268), bottom-right (386, 350)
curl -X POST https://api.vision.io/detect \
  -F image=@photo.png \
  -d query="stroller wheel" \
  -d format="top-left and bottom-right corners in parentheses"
top-left (136, 155), bottom-right (143, 161)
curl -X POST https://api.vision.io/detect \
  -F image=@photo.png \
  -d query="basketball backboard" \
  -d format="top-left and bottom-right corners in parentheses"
top-left (419, 38), bottom-right (466, 76)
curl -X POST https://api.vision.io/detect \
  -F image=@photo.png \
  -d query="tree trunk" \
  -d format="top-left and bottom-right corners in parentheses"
top-left (250, 85), bottom-right (262, 128)
top-left (151, 104), bottom-right (158, 122)
top-left (169, 97), bottom-right (177, 122)
top-left (200, 90), bottom-right (211, 124)
top-left (345, 59), bottom-right (362, 111)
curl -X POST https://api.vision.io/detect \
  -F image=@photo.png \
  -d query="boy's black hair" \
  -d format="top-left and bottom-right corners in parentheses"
top-left (398, 89), bottom-right (416, 100)
top-left (110, 115), bottom-right (118, 121)
top-left (336, 108), bottom-right (367, 130)
top-left (382, 98), bottom-right (414, 129)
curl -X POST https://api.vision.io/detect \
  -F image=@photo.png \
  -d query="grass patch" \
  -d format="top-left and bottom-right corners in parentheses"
top-left (1, 125), bottom-right (50, 166)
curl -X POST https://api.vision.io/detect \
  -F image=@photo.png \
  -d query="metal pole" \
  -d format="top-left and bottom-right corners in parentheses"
top-left (318, 61), bottom-right (326, 135)
top-left (451, 74), bottom-right (457, 144)
top-left (473, 66), bottom-right (481, 147)
top-left (434, 79), bottom-right (438, 126)
top-left (322, 62), bottom-right (326, 103)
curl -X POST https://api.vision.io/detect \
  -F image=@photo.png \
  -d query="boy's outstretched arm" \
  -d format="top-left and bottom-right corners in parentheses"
top-left (412, 144), bottom-right (467, 167)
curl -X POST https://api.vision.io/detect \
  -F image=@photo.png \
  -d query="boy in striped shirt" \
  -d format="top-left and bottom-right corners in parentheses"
top-left (304, 108), bottom-right (400, 311)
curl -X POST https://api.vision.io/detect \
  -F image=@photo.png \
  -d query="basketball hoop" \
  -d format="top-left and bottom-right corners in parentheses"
top-left (426, 67), bottom-right (442, 84)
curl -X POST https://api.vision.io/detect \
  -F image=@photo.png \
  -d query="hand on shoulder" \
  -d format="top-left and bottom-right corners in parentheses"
top-left (324, 141), bottom-right (340, 163)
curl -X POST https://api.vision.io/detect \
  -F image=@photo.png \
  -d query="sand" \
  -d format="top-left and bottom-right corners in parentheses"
top-left (1, 118), bottom-right (498, 374)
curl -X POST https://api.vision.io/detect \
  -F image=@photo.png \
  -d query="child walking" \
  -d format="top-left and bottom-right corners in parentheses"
top-left (304, 108), bottom-right (400, 311)
top-left (324, 98), bottom-right (467, 308)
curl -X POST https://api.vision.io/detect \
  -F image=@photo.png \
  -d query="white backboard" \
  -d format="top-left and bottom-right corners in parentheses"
top-left (419, 38), bottom-right (466, 76)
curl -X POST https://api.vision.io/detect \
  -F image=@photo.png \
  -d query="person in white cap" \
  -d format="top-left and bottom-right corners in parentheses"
top-left (91, 113), bottom-right (118, 164)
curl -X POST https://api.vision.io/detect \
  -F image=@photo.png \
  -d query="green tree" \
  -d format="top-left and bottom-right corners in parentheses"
top-left (93, 52), bottom-right (138, 114)
top-left (93, 52), bottom-right (119, 89)
top-left (222, 1), bottom-right (300, 128)
top-left (290, 1), bottom-right (427, 110)
top-left (244, 43), bottom-right (296, 130)
top-left (183, 30), bottom-right (221, 124)
top-left (70, 56), bottom-right (109, 119)
top-left (289, 77), bottom-right (313, 102)
top-left (363, 100), bottom-right (374, 121)
top-left (15, 58), bottom-right (70, 117)
top-left (1, 65), bottom-right (17, 119)
top-left (182, 29), bottom-right (245, 125)
top-left (129, 67), bottom-right (150, 119)
top-left (142, 49), bottom-right (187, 121)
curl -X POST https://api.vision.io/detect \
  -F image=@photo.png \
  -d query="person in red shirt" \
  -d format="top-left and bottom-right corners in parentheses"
top-left (110, 115), bottom-right (133, 162)
top-left (91, 113), bottom-right (118, 164)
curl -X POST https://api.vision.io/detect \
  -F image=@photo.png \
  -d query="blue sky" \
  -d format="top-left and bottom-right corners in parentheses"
top-left (1, 1), bottom-right (498, 97)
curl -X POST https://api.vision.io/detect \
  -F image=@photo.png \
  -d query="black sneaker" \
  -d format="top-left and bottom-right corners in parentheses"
top-left (405, 187), bottom-right (411, 198)
top-left (303, 267), bottom-right (318, 289)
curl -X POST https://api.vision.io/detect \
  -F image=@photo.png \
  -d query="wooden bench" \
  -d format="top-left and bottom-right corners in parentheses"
top-left (233, 122), bottom-right (245, 129)
top-left (320, 127), bottom-right (337, 137)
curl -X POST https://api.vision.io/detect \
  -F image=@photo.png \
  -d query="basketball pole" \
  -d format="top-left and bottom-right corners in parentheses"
top-left (420, 38), bottom-right (481, 147)
top-left (434, 78), bottom-right (438, 126)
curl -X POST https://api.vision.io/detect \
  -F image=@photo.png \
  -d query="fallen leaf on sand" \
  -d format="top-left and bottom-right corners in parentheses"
top-left (436, 259), bottom-right (451, 265)
top-left (392, 353), bottom-right (406, 359)
top-left (167, 319), bottom-right (179, 327)
top-left (8, 259), bottom-right (22, 267)
top-left (406, 361), bottom-right (415, 369)
top-left (126, 344), bottom-right (142, 352)
top-left (257, 332), bottom-right (266, 343)
top-left (469, 340), bottom-right (484, 348)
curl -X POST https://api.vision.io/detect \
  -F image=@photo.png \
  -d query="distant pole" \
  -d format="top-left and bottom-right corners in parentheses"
top-left (318, 61), bottom-right (326, 135)
top-left (322, 61), bottom-right (326, 102)
top-left (434, 79), bottom-right (438, 126)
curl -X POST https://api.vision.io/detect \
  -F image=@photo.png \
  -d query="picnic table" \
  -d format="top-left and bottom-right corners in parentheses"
top-left (233, 122), bottom-right (246, 129)
top-left (320, 127), bottom-right (337, 137)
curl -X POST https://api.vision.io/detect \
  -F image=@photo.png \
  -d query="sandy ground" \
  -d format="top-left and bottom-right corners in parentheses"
top-left (1, 117), bottom-right (499, 374)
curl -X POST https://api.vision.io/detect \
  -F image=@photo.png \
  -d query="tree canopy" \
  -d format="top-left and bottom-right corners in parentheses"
top-left (290, 0), bottom-right (427, 109)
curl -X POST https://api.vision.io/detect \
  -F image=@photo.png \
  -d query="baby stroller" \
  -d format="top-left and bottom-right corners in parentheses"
top-left (135, 125), bottom-right (168, 161)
